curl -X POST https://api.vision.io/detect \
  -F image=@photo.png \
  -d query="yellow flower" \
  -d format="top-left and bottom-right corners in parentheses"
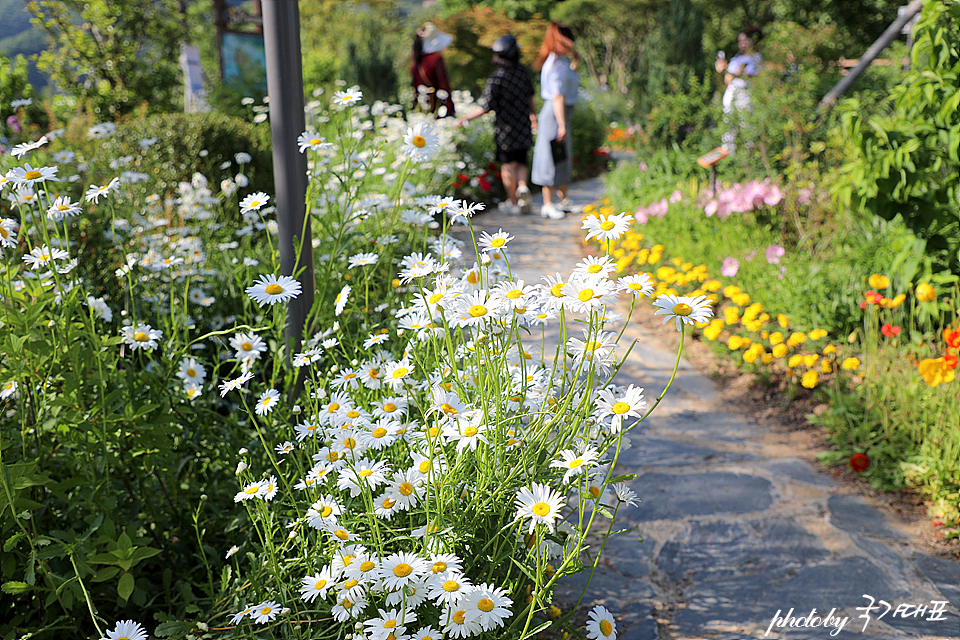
top-left (744, 319), bottom-right (764, 332)
top-left (788, 354), bottom-right (803, 368)
top-left (723, 285), bottom-right (741, 298)
top-left (918, 357), bottom-right (955, 387)
top-left (820, 360), bottom-right (832, 373)
top-left (772, 344), bottom-right (789, 358)
top-left (657, 266), bottom-right (677, 281)
top-left (841, 357), bottom-right (860, 370)
top-left (823, 344), bottom-right (837, 356)
top-left (786, 332), bottom-right (807, 347)
top-left (761, 353), bottom-right (773, 364)
top-left (801, 370), bottom-right (819, 389)
top-left (768, 332), bottom-right (784, 346)
top-left (703, 321), bottom-right (724, 341)
top-left (637, 249), bottom-right (649, 264)
top-left (778, 314), bottom-right (789, 328)
top-left (808, 329), bottom-right (828, 340)
top-left (724, 307), bottom-right (740, 325)
top-left (743, 348), bottom-right (760, 364)
top-left (868, 274), bottom-right (890, 289)
top-left (727, 336), bottom-right (745, 350)
top-left (802, 354), bottom-right (819, 367)
top-left (703, 279), bottom-right (722, 292)
top-left (671, 257), bottom-right (683, 266)
top-left (884, 293), bottom-right (907, 308)
top-left (916, 282), bottom-right (936, 303)
top-left (648, 252), bottom-right (661, 264)
top-left (732, 292), bottom-right (751, 306)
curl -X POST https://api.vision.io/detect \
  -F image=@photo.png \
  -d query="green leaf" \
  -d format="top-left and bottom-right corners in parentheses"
top-left (91, 566), bottom-right (120, 583)
top-left (3, 532), bottom-right (25, 553)
top-left (609, 473), bottom-right (638, 483)
top-left (117, 571), bottom-right (135, 601)
top-left (154, 620), bottom-right (199, 637)
top-left (2, 581), bottom-right (31, 594)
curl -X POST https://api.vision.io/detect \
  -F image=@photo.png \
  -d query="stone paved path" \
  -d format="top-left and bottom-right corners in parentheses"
top-left (453, 179), bottom-right (960, 640)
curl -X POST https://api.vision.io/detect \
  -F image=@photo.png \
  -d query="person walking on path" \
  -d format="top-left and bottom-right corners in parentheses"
top-left (716, 28), bottom-right (762, 153)
top-left (531, 22), bottom-right (580, 220)
top-left (412, 23), bottom-right (456, 118)
top-left (456, 35), bottom-right (537, 215)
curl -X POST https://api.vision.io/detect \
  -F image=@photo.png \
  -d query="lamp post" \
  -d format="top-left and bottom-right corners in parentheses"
top-left (261, 0), bottom-right (315, 373)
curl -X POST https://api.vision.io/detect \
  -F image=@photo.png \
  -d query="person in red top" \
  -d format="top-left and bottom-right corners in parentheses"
top-left (411, 23), bottom-right (456, 118)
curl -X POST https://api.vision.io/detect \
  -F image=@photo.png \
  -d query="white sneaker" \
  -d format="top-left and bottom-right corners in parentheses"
top-left (497, 201), bottom-right (522, 215)
top-left (540, 203), bottom-right (565, 220)
top-left (516, 185), bottom-right (532, 214)
top-left (557, 198), bottom-right (581, 214)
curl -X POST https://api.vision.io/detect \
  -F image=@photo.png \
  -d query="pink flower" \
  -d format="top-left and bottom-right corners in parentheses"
top-left (765, 244), bottom-right (785, 264)
top-left (635, 207), bottom-right (649, 224)
top-left (669, 189), bottom-right (683, 203)
top-left (704, 200), bottom-right (719, 217)
top-left (638, 162), bottom-right (648, 171)
top-left (763, 184), bottom-right (782, 206)
top-left (721, 257), bottom-right (740, 277)
top-left (744, 250), bottom-right (757, 262)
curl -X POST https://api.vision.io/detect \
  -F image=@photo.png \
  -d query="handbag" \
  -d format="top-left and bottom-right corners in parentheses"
top-left (550, 138), bottom-right (567, 164)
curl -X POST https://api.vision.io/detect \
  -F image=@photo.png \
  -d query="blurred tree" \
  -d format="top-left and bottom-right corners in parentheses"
top-left (25, 0), bottom-right (183, 117)
top-left (437, 0), bottom-right (558, 20)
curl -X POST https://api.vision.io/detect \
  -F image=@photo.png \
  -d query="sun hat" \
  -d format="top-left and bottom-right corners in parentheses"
top-left (492, 35), bottom-right (520, 61)
top-left (419, 23), bottom-right (453, 55)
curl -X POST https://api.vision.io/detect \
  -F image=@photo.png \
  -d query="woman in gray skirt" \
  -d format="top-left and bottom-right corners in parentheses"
top-left (531, 22), bottom-right (579, 220)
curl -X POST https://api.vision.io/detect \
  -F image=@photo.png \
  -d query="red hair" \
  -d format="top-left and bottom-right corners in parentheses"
top-left (534, 22), bottom-right (576, 70)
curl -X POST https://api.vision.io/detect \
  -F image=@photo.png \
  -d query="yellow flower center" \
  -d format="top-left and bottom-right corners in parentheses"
top-left (400, 482), bottom-right (414, 496)
top-left (345, 410), bottom-right (359, 418)
top-left (467, 271), bottom-right (479, 284)
top-left (56, 205), bottom-right (69, 211)
top-left (310, 137), bottom-right (321, 145)
top-left (344, 373), bottom-right (356, 379)
top-left (413, 135), bottom-right (427, 148)
top-left (478, 597), bottom-right (495, 612)
top-left (359, 469), bottom-right (373, 478)
top-left (569, 459), bottom-right (584, 468)
top-left (261, 606), bottom-right (272, 615)
top-left (506, 289), bottom-right (522, 299)
top-left (429, 293), bottom-right (444, 304)
top-left (372, 427), bottom-right (388, 439)
top-left (313, 578), bottom-right (327, 590)
top-left (612, 401), bottom-right (630, 414)
top-left (587, 264), bottom-right (603, 274)
top-left (589, 486), bottom-right (601, 498)
top-left (432, 561), bottom-right (447, 573)
top-left (187, 368), bottom-right (197, 377)
top-left (343, 598), bottom-right (354, 608)
top-left (23, 170), bottom-right (42, 180)
top-left (628, 282), bottom-right (642, 290)
top-left (463, 426), bottom-right (479, 437)
top-left (491, 238), bottom-right (506, 247)
top-left (244, 485), bottom-right (260, 495)
top-left (343, 438), bottom-right (356, 449)
top-left (360, 561), bottom-right (375, 572)
top-left (241, 342), bottom-right (253, 351)
top-left (392, 367), bottom-right (409, 379)
top-left (600, 220), bottom-right (615, 231)
top-left (453, 611), bottom-right (467, 624)
top-left (384, 620), bottom-right (397, 629)
top-left (532, 502), bottom-right (551, 516)
top-left (672, 303), bottom-right (692, 316)
top-left (328, 402), bottom-right (340, 412)
top-left (468, 304), bottom-right (487, 318)
top-left (419, 460), bottom-right (432, 473)
top-left (382, 497), bottom-right (396, 508)
top-left (584, 341), bottom-right (601, 352)
top-left (393, 563), bottom-right (413, 578)
top-left (320, 505), bottom-right (333, 517)
top-left (443, 580), bottom-right (460, 592)
top-left (345, 578), bottom-right (359, 588)
top-left (134, 331), bottom-right (149, 342)
top-left (551, 283), bottom-right (564, 297)
top-left (334, 529), bottom-right (349, 540)
top-left (327, 451), bottom-right (339, 462)
top-left (578, 288), bottom-right (594, 302)
top-left (600, 620), bottom-right (613, 636)
top-left (265, 283), bottom-right (284, 295)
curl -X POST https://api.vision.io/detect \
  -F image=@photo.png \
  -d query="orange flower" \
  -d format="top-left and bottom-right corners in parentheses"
top-left (881, 324), bottom-right (901, 338)
top-left (868, 274), bottom-right (890, 289)
top-left (918, 357), bottom-right (956, 387)
top-left (849, 453), bottom-right (870, 472)
top-left (944, 327), bottom-right (960, 350)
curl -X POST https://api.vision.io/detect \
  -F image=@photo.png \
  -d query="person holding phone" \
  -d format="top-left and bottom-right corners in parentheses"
top-left (716, 29), bottom-right (762, 153)
top-left (531, 22), bottom-right (579, 220)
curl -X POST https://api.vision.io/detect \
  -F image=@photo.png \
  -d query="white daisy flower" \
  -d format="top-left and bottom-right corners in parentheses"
top-left (384, 358), bottom-right (415, 391)
top-left (594, 384), bottom-right (646, 432)
top-left (462, 583), bottom-right (513, 630)
top-left (250, 600), bottom-right (281, 624)
top-left (477, 228), bottom-right (513, 253)
top-left (84, 177), bottom-right (120, 203)
top-left (333, 87), bottom-right (363, 107)
top-left (98, 619), bottom-right (148, 640)
top-left (120, 324), bottom-right (162, 351)
top-left (551, 448), bottom-right (601, 484)
top-left (428, 570), bottom-right (473, 606)
top-left (582, 211), bottom-right (633, 242)
top-left (402, 121), bottom-right (440, 162)
top-left (573, 254), bottom-right (617, 279)
top-left (219, 371), bottom-right (254, 397)
top-left (442, 602), bottom-right (482, 639)
top-left (298, 131), bottom-right (333, 153)
top-left (586, 605), bottom-right (617, 640)
top-left (177, 357), bottom-right (206, 386)
top-left (246, 274), bottom-right (302, 307)
top-left (562, 276), bottom-right (619, 314)
top-left (255, 389), bottom-right (281, 415)
top-left (46, 196), bottom-right (81, 221)
top-left (348, 252), bottom-right (379, 268)
top-left (618, 273), bottom-right (655, 297)
top-left (514, 482), bottom-right (564, 533)
top-left (652, 293), bottom-right (713, 331)
top-left (0, 218), bottom-right (18, 247)
top-left (230, 332), bottom-right (267, 361)
top-left (335, 284), bottom-right (351, 316)
top-left (300, 566), bottom-right (335, 602)
top-left (239, 191), bottom-right (270, 214)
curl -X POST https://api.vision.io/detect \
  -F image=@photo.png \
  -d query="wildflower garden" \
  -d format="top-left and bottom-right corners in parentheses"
top-left (1, 1), bottom-right (960, 639)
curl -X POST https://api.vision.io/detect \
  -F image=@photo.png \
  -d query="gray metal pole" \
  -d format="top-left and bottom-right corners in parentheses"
top-left (261, 0), bottom-right (315, 364)
top-left (818, 0), bottom-right (923, 111)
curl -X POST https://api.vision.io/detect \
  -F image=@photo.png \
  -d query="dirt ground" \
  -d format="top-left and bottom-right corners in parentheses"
top-left (626, 301), bottom-right (960, 563)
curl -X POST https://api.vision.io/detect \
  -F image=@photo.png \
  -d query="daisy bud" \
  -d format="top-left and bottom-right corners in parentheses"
top-left (200, 494), bottom-right (208, 500)
top-left (331, 365), bottom-right (339, 373)
top-left (292, 404), bottom-right (302, 415)
top-left (238, 448), bottom-right (248, 455)
top-left (288, 530), bottom-right (297, 539)
top-left (351, 359), bottom-right (358, 366)
top-left (236, 461), bottom-right (248, 475)
top-left (281, 608), bottom-right (291, 615)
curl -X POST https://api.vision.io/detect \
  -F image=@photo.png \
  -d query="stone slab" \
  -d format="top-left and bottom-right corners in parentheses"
top-left (827, 494), bottom-right (907, 540)
top-left (615, 437), bottom-right (758, 469)
top-left (618, 472), bottom-right (775, 522)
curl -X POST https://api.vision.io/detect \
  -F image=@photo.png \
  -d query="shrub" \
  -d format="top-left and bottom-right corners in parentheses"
top-left (91, 112), bottom-right (273, 198)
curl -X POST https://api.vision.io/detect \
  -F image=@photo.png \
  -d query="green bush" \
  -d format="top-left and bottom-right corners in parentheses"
top-left (570, 97), bottom-right (609, 179)
top-left (91, 112), bottom-right (273, 198)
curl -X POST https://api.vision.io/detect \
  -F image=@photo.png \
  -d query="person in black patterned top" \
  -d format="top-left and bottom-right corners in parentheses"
top-left (457, 35), bottom-right (537, 215)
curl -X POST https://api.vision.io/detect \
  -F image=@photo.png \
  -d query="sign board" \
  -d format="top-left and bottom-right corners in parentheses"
top-left (215, 0), bottom-right (266, 87)
top-left (697, 146), bottom-right (728, 168)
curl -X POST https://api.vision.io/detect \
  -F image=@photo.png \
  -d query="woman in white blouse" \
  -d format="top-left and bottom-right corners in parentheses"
top-left (531, 22), bottom-right (579, 220)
